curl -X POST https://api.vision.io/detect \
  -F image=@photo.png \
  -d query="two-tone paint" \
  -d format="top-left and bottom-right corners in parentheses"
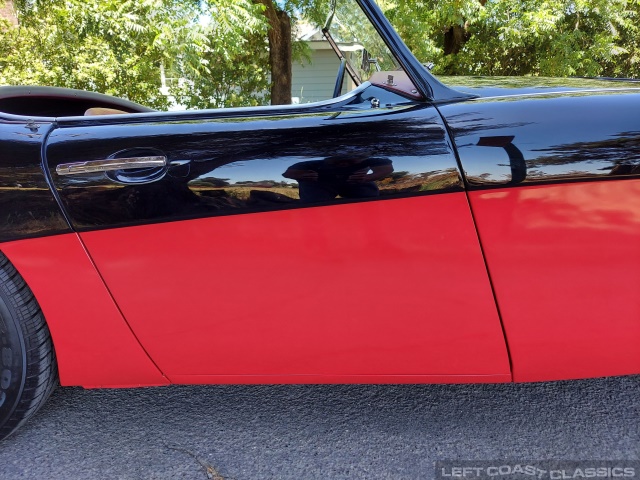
top-left (438, 82), bottom-right (640, 382)
top-left (0, 0), bottom-right (638, 386)
top-left (1, 81), bottom-right (513, 386)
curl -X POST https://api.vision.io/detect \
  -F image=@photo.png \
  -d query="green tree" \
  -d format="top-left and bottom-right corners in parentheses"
top-left (3, 0), bottom-right (640, 111)
top-left (0, 0), bottom-right (18, 26)
top-left (0, 0), bottom-right (268, 108)
top-left (253, 0), bottom-right (329, 105)
top-left (0, 0), bottom-right (332, 107)
top-left (386, 0), bottom-right (640, 78)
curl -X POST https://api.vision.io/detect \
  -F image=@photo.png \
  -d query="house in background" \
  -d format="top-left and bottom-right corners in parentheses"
top-left (0, 1), bottom-right (363, 109)
top-left (292, 24), bottom-right (363, 104)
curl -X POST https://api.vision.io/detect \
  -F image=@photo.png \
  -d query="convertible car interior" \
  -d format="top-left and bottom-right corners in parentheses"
top-left (0, 85), bottom-right (154, 117)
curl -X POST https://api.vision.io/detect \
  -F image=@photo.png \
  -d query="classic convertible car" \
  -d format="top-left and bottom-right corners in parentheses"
top-left (0, 0), bottom-right (639, 441)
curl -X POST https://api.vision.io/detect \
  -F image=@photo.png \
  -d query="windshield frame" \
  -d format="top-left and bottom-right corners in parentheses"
top-left (355, 0), bottom-right (475, 103)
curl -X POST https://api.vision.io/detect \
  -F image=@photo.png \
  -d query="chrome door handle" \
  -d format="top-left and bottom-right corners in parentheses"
top-left (56, 156), bottom-right (167, 176)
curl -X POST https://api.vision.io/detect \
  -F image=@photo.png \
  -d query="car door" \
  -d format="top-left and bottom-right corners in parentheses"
top-left (440, 90), bottom-right (640, 382)
top-left (44, 87), bottom-right (511, 383)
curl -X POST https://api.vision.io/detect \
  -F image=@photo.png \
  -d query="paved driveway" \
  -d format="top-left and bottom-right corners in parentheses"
top-left (1, 376), bottom-right (638, 479)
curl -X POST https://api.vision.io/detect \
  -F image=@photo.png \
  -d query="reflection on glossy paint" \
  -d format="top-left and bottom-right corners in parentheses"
top-left (476, 181), bottom-right (640, 234)
top-left (529, 131), bottom-right (640, 180)
top-left (283, 154), bottom-right (394, 202)
top-left (467, 136), bottom-right (527, 185)
top-left (517, 181), bottom-right (640, 233)
top-left (441, 91), bottom-right (640, 188)
top-left (186, 156), bottom-right (462, 212)
top-left (0, 122), bottom-right (71, 242)
top-left (46, 85), bottom-right (464, 230)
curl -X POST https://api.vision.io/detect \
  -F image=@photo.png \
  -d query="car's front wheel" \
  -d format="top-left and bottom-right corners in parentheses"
top-left (0, 252), bottom-right (58, 441)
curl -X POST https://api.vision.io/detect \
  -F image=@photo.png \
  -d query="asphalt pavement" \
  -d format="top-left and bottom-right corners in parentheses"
top-left (0, 376), bottom-right (638, 479)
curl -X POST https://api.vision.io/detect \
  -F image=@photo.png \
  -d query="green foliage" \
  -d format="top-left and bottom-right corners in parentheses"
top-left (0, 0), bottom-right (269, 108)
top-left (170, 0), bottom-right (270, 108)
top-left (279, 0), bottom-right (331, 26)
top-left (385, 0), bottom-right (640, 78)
top-left (386, 0), bottom-right (484, 64)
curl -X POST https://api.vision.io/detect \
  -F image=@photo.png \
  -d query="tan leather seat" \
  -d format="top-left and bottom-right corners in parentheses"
top-left (84, 107), bottom-right (128, 116)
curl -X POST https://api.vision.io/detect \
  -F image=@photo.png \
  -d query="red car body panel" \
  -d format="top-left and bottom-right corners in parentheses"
top-left (79, 194), bottom-right (512, 383)
top-left (169, 374), bottom-right (511, 384)
top-left (1, 234), bottom-right (169, 388)
top-left (470, 180), bottom-right (640, 382)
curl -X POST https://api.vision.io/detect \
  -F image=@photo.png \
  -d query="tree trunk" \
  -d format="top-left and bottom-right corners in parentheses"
top-left (443, 0), bottom-right (486, 56)
top-left (255, 0), bottom-right (292, 105)
top-left (0, 0), bottom-right (18, 26)
top-left (444, 25), bottom-right (467, 55)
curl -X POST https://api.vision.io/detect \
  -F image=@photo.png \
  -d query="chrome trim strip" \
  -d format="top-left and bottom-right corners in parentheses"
top-left (56, 155), bottom-right (167, 175)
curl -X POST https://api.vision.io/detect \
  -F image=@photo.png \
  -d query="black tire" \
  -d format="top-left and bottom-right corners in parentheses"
top-left (0, 252), bottom-right (58, 441)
